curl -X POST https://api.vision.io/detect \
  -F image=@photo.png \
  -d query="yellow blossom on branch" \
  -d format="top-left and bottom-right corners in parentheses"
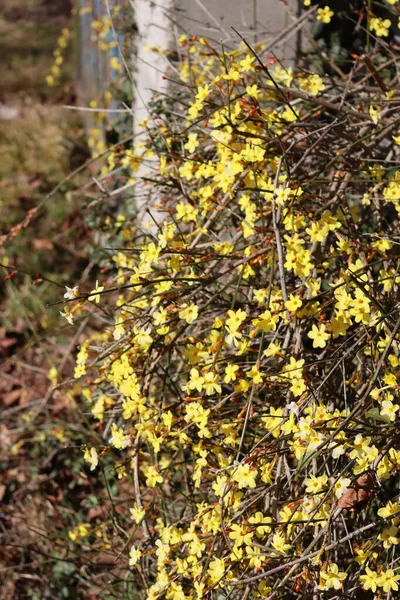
top-left (317, 6), bottom-right (334, 24)
top-left (88, 280), bottom-right (104, 303)
top-left (319, 563), bottom-right (347, 590)
top-left (307, 324), bottom-right (331, 349)
top-left (179, 303), bottom-right (199, 324)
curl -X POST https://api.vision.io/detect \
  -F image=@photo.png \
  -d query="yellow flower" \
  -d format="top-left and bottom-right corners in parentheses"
top-left (260, 462), bottom-right (274, 484)
top-left (223, 68), bottom-right (241, 82)
top-left (370, 17), bottom-right (391, 37)
top-left (178, 34), bottom-right (187, 46)
top-left (184, 132), bottom-right (199, 153)
top-left (281, 356), bottom-right (304, 380)
top-left (355, 545), bottom-right (378, 565)
top-left (319, 563), bottom-right (347, 590)
top-left (264, 341), bottom-right (281, 357)
top-left (274, 65), bottom-right (294, 87)
top-left (110, 56), bottom-right (121, 72)
top-left (290, 377), bottom-right (306, 397)
top-left (317, 6), bottom-right (334, 24)
top-left (271, 532), bottom-right (291, 554)
top-left (262, 407), bottom-right (284, 438)
top-left (188, 100), bottom-right (203, 120)
top-left (203, 371), bottom-right (221, 395)
top-left (257, 581), bottom-right (272, 597)
top-left (225, 308), bottom-right (247, 345)
top-left (333, 477), bottom-right (351, 498)
top-left (360, 566), bottom-right (380, 592)
top-left (378, 525), bottom-right (400, 549)
top-left (64, 285), bottom-right (79, 299)
top-left (246, 365), bottom-right (264, 384)
top-left (241, 142), bottom-right (265, 163)
top-left (275, 186), bottom-right (291, 205)
top-left (88, 280), bottom-right (104, 303)
top-left (207, 558), bottom-right (225, 584)
top-left (129, 545), bottom-right (141, 566)
top-left (195, 84), bottom-right (211, 101)
top-left (307, 324), bottom-right (331, 348)
top-left (285, 293), bottom-right (302, 313)
top-left (248, 511), bottom-right (272, 537)
top-left (229, 524), bottom-right (253, 547)
top-left (140, 242), bottom-right (160, 265)
top-left (231, 463), bottom-right (257, 489)
top-left (179, 160), bottom-right (195, 180)
top-left (212, 474), bottom-right (228, 497)
top-left (377, 568), bottom-right (400, 592)
top-left (299, 73), bottom-right (325, 96)
top-left (246, 84), bottom-right (261, 99)
top-left (377, 500), bottom-right (400, 520)
top-left (369, 105), bottom-right (381, 125)
top-left (328, 317), bottom-right (350, 338)
top-left (130, 503), bottom-right (146, 524)
top-left (144, 465), bottom-right (163, 488)
top-left (245, 545), bottom-right (266, 569)
top-left (252, 310), bottom-right (279, 332)
top-left (47, 367), bottom-right (59, 386)
top-left (187, 368), bottom-right (205, 393)
top-left (83, 447), bottom-right (98, 471)
top-left (179, 303), bottom-right (199, 324)
top-left (176, 201), bottom-right (198, 223)
top-left (60, 307), bottom-right (74, 325)
top-left (68, 523), bottom-right (90, 541)
top-left (305, 474), bottom-right (328, 494)
top-left (239, 55), bottom-right (255, 72)
top-left (380, 399), bottom-right (399, 421)
top-left (109, 423), bottom-right (129, 449)
top-left (224, 363), bottom-right (239, 383)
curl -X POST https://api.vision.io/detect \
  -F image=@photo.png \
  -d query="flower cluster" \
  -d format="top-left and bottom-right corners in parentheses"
top-left (46, 26), bottom-right (71, 87)
top-left (64, 9), bottom-right (400, 599)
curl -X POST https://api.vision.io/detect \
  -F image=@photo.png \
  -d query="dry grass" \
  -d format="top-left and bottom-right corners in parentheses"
top-left (0, 0), bottom-right (90, 333)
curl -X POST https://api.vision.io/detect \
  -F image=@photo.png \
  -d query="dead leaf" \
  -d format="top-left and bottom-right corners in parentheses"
top-left (1, 388), bottom-right (22, 407)
top-left (33, 238), bottom-right (54, 251)
top-left (0, 336), bottom-right (19, 358)
top-left (0, 330), bottom-right (25, 358)
top-left (87, 505), bottom-right (108, 521)
top-left (95, 552), bottom-right (117, 565)
top-left (337, 472), bottom-right (375, 510)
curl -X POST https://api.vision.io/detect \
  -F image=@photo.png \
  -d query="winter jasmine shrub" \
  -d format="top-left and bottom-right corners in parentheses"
top-left (60, 5), bottom-right (400, 599)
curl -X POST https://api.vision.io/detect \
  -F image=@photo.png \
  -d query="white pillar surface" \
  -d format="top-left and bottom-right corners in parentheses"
top-left (133, 0), bottom-right (174, 130)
